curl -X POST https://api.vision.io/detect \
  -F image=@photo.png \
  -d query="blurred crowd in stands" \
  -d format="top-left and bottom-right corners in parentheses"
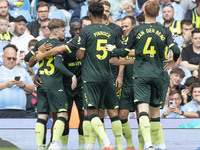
top-left (0, 0), bottom-right (200, 119)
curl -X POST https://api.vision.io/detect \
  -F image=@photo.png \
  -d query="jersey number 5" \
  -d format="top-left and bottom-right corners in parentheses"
top-left (143, 37), bottom-right (156, 57)
top-left (39, 57), bottom-right (55, 75)
top-left (96, 39), bottom-right (108, 60)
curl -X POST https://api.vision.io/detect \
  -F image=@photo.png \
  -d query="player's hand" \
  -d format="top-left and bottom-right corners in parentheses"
top-left (38, 43), bottom-right (52, 53)
top-left (105, 44), bottom-right (116, 52)
top-left (71, 75), bottom-right (77, 90)
top-left (6, 80), bottom-right (17, 87)
top-left (163, 58), bottom-right (176, 71)
top-left (115, 76), bottom-right (123, 90)
top-left (35, 51), bottom-right (44, 62)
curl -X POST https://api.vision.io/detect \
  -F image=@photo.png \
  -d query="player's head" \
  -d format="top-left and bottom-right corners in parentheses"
top-left (89, 2), bottom-right (104, 19)
top-left (144, 1), bottom-right (159, 18)
top-left (100, 0), bottom-right (111, 18)
top-left (69, 21), bottom-right (81, 38)
top-left (122, 16), bottom-right (136, 36)
top-left (48, 18), bottom-right (66, 41)
top-left (81, 16), bottom-right (92, 28)
top-left (101, 14), bottom-right (109, 25)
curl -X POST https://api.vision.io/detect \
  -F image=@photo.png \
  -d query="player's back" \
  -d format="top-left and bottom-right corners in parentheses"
top-left (34, 38), bottom-right (64, 89)
top-left (131, 23), bottom-right (172, 78)
top-left (80, 23), bottom-right (115, 82)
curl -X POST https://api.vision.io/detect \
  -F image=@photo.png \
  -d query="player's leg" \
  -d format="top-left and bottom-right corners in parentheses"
top-left (75, 94), bottom-right (85, 149)
top-left (97, 109), bottom-right (106, 149)
top-left (83, 110), bottom-right (91, 148)
top-left (84, 82), bottom-right (112, 149)
top-left (119, 87), bottom-right (136, 150)
top-left (134, 78), bottom-right (153, 149)
top-left (35, 114), bottom-right (48, 150)
top-left (46, 112), bottom-right (57, 149)
top-left (35, 89), bottom-right (49, 150)
top-left (105, 81), bottom-right (123, 150)
top-left (150, 78), bottom-right (166, 150)
top-left (78, 109), bottom-right (85, 149)
top-left (48, 89), bottom-right (68, 150)
top-left (60, 96), bottom-right (73, 149)
top-left (119, 109), bottom-right (135, 150)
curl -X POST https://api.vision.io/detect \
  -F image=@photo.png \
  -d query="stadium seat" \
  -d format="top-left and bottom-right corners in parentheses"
top-left (9, 10), bottom-right (32, 23)
top-left (48, 10), bottom-right (66, 23)
top-left (8, 0), bottom-right (30, 12)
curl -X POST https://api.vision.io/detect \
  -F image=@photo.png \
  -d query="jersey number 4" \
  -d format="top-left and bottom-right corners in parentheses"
top-left (39, 57), bottom-right (55, 75)
top-left (96, 39), bottom-right (108, 60)
top-left (143, 37), bottom-right (156, 57)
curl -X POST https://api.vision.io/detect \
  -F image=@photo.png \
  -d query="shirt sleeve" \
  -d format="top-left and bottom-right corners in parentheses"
top-left (165, 28), bottom-right (180, 61)
top-left (78, 27), bottom-right (87, 51)
top-left (54, 55), bottom-right (74, 77)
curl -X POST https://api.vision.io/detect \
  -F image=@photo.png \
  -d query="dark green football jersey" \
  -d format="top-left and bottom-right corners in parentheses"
top-left (121, 35), bottom-right (134, 87)
top-left (79, 23), bottom-right (115, 82)
top-left (63, 35), bottom-right (82, 89)
top-left (33, 38), bottom-right (65, 89)
top-left (114, 23), bottom-right (179, 78)
top-left (108, 23), bottom-right (123, 79)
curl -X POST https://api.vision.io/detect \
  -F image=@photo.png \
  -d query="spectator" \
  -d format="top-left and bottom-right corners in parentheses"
top-left (182, 83), bottom-right (200, 112)
top-left (185, 0), bottom-right (200, 28)
top-left (193, 62), bottom-right (200, 78)
top-left (0, 16), bottom-right (14, 65)
top-left (164, 67), bottom-right (185, 107)
top-left (25, 70), bottom-right (37, 118)
top-left (36, 18), bottom-right (50, 41)
top-left (0, 44), bottom-right (35, 118)
top-left (174, 19), bottom-right (194, 49)
top-left (142, 0), bottom-right (183, 24)
top-left (180, 28), bottom-right (200, 72)
top-left (183, 76), bottom-right (200, 104)
top-left (66, 0), bottom-right (85, 10)
top-left (180, 0), bottom-right (196, 17)
top-left (162, 4), bottom-right (181, 37)
top-left (115, 18), bottom-right (123, 27)
top-left (39, 0), bottom-right (72, 26)
top-left (11, 15), bottom-right (34, 55)
top-left (161, 90), bottom-right (185, 118)
top-left (136, 11), bottom-right (145, 25)
top-left (27, 1), bottom-right (49, 38)
top-left (115, 0), bottom-right (141, 21)
top-left (70, 0), bottom-right (99, 23)
top-left (26, 39), bottom-right (39, 75)
top-left (81, 16), bottom-right (92, 28)
top-left (0, 0), bottom-right (15, 22)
